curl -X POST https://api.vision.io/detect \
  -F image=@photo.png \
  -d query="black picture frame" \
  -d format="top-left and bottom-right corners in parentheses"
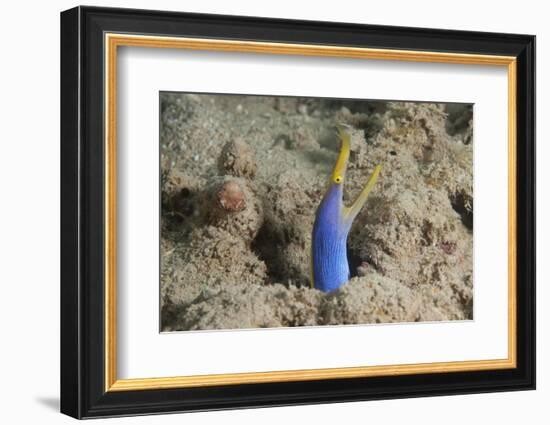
top-left (61, 5), bottom-right (535, 419)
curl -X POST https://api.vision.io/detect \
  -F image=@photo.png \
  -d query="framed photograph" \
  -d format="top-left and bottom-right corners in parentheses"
top-left (60, 6), bottom-right (535, 419)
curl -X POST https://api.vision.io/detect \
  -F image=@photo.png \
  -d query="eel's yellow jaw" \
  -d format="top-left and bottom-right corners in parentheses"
top-left (343, 164), bottom-right (381, 222)
top-left (331, 128), bottom-right (351, 185)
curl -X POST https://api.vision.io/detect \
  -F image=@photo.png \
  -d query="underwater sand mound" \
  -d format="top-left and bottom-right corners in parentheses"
top-left (160, 94), bottom-right (473, 331)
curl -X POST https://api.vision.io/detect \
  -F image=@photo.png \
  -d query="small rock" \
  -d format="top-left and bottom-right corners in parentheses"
top-left (217, 180), bottom-right (246, 212)
top-left (340, 106), bottom-right (351, 116)
top-left (203, 177), bottom-right (263, 242)
top-left (297, 104), bottom-right (308, 115)
top-left (356, 262), bottom-right (371, 277)
top-left (218, 138), bottom-right (258, 178)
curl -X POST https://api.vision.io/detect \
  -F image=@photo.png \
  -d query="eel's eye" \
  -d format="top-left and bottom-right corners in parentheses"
top-left (334, 175), bottom-right (343, 184)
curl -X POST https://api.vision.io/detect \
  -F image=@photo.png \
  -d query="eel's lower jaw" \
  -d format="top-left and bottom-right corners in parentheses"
top-left (344, 164), bottom-right (382, 223)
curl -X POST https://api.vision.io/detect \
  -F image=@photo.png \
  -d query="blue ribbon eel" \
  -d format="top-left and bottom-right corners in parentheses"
top-left (311, 129), bottom-right (381, 292)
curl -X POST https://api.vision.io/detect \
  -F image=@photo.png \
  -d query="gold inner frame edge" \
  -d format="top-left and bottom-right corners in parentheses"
top-left (104, 33), bottom-right (518, 392)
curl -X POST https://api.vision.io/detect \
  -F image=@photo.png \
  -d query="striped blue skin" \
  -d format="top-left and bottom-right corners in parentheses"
top-left (311, 129), bottom-right (381, 293)
top-left (312, 184), bottom-right (353, 292)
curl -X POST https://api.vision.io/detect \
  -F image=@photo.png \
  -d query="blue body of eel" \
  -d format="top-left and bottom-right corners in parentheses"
top-left (311, 129), bottom-right (381, 292)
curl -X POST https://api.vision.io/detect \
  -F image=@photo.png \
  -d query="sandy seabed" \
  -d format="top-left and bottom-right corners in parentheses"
top-left (159, 93), bottom-right (473, 332)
